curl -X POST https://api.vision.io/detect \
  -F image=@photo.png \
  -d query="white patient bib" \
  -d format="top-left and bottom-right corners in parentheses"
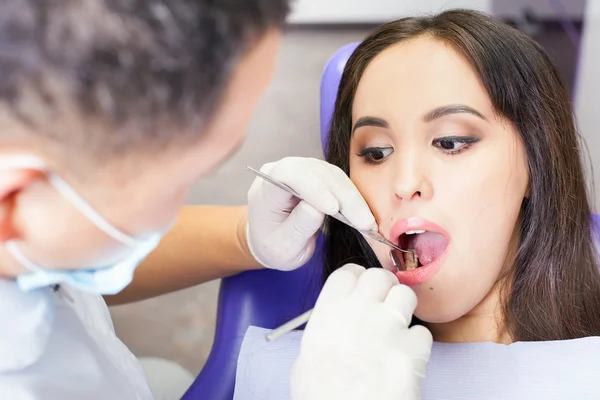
top-left (234, 326), bottom-right (600, 400)
top-left (0, 279), bottom-right (153, 400)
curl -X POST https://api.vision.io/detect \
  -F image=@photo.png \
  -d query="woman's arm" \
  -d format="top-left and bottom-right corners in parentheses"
top-left (104, 205), bottom-right (262, 306)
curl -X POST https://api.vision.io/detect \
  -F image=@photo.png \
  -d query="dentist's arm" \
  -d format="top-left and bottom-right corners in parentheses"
top-left (105, 205), bottom-right (260, 305)
top-left (106, 157), bottom-right (375, 305)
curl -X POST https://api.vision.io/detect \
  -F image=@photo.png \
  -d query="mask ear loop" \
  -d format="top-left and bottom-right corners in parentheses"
top-left (4, 241), bottom-right (45, 273)
top-left (0, 156), bottom-right (140, 246)
top-left (47, 174), bottom-right (142, 247)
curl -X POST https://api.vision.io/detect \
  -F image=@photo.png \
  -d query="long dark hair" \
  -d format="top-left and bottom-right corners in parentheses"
top-left (323, 9), bottom-right (600, 341)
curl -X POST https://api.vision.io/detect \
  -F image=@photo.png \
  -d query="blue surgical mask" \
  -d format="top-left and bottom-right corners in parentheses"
top-left (1, 156), bottom-right (167, 295)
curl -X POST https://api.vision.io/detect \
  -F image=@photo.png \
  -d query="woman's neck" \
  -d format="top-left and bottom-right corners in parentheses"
top-left (426, 281), bottom-right (512, 344)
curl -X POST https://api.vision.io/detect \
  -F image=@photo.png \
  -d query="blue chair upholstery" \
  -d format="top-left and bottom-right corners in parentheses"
top-left (182, 38), bottom-right (600, 399)
top-left (181, 239), bottom-right (324, 400)
top-left (181, 43), bottom-right (360, 400)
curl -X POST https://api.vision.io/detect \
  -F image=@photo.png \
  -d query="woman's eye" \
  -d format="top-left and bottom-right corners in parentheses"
top-left (356, 147), bottom-right (394, 164)
top-left (433, 136), bottom-right (478, 154)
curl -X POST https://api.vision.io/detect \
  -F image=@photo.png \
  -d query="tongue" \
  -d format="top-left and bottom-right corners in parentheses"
top-left (407, 232), bottom-right (448, 265)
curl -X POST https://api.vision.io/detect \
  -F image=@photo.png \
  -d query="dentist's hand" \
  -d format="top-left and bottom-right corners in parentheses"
top-left (246, 157), bottom-right (375, 271)
top-left (291, 264), bottom-right (433, 400)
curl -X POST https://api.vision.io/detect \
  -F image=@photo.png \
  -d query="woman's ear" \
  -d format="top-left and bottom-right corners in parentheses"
top-left (0, 169), bottom-right (42, 242)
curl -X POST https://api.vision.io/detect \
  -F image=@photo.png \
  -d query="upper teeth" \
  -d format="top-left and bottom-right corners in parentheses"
top-left (405, 230), bottom-right (425, 235)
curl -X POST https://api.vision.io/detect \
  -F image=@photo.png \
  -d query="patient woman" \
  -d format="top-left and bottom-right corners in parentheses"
top-left (324, 9), bottom-right (600, 343)
top-left (233, 10), bottom-right (600, 400)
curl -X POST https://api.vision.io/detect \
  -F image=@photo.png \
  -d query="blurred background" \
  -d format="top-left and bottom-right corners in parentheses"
top-left (109, 0), bottom-right (599, 374)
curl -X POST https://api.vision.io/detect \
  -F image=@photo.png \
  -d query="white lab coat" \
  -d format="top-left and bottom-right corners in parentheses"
top-left (0, 279), bottom-right (154, 399)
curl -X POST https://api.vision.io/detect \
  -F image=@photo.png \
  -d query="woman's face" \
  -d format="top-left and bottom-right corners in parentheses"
top-left (349, 36), bottom-right (528, 324)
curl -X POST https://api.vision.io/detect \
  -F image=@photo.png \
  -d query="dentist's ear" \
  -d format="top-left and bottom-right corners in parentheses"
top-left (0, 168), bottom-right (43, 242)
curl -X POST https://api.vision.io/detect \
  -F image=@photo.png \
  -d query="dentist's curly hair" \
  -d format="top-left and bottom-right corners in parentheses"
top-left (0, 0), bottom-right (288, 162)
top-left (324, 9), bottom-right (600, 341)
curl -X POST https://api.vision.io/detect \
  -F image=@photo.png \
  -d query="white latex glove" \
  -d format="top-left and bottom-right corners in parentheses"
top-left (291, 264), bottom-right (433, 400)
top-left (247, 157), bottom-right (376, 271)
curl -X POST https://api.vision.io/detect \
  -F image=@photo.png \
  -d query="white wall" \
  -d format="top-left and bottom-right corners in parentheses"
top-left (493, 0), bottom-right (586, 19)
top-left (575, 0), bottom-right (600, 211)
top-left (287, 0), bottom-right (588, 23)
top-left (288, 0), bottom-right (492, 24)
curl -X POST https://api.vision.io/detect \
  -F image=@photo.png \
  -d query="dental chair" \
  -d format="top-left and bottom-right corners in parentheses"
top-left (181, 42), bottom-right (361, 400)
top-left (181, 39), bottom-right (600, 400)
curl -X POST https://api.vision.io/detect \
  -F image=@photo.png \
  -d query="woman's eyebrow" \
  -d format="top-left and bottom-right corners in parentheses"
top-left (423, 104), bottom-right (488, 122)
top-left (352, 116), bottom-right (389, 134)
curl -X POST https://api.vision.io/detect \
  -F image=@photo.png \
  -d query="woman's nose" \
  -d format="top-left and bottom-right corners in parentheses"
top-left (393, 152), bottom-right (433, 201)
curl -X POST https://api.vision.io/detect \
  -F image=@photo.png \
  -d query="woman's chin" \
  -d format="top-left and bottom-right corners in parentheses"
top-left (413, 291), bottom-right (472, 324)
top-left (414, 307), bottom-right (460, 324)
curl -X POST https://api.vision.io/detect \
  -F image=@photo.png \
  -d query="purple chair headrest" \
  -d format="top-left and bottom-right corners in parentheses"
top-left (320, 42), bottom-right (360, 156)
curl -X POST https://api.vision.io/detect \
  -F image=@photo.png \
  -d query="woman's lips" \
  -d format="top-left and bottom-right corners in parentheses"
top-left (390, 217), bottom-right (449, 242)
top-left (394, 250), bottom-right (448, 286)
top-left (388, 217), bottom-right (450, 286)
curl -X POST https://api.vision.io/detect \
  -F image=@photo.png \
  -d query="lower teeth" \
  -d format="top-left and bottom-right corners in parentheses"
top-left (403, 250), bottom-right (419, 271)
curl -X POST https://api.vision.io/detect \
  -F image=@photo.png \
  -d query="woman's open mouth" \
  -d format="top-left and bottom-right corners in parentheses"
top-left (390, 229), bottom-right (449, 271)
top-left (388, 217), bottom-right (450, 286)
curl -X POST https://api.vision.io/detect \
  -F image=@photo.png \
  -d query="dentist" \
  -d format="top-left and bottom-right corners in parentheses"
top-left (0, 1), bottom-right (432, 399)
